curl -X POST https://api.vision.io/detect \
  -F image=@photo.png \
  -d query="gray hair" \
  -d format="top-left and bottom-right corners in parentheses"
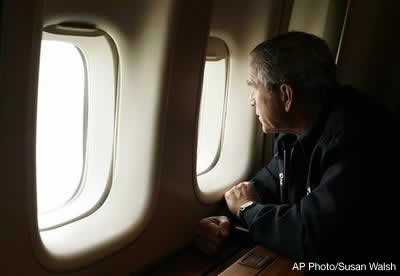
top-left (250, 31), bottom-right (337, 103)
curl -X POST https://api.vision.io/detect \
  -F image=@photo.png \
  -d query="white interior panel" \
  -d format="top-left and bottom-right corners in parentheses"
top-left (195, 0), bottom-right (282, 203)
top-left (197, 58), bottom-right (227, 174)
top-left (33, 0), bottom-right (177, 270)
top-left (38, 31), bottom-right (116, 231)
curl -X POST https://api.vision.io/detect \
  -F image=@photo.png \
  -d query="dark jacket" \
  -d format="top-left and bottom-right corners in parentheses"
top-left (239, 86), bottom-right (399, 263)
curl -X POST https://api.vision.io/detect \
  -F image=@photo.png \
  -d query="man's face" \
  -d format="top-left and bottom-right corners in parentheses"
top-left (247, 64), bottom-right (285, 133)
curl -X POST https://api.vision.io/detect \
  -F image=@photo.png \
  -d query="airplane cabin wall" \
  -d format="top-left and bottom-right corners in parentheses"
top-left (139, 0), bottom-right (290, 273)
top-left (0, 0), bottom-right (44, 275)
top-left (288, 0), bottom-right (348, 60)
top-left (284, 0), bottom-right (400, 115)
top-left (195, 0), bottom-right (291, 203)
top-left (337, 0), bottom-right (400, 115)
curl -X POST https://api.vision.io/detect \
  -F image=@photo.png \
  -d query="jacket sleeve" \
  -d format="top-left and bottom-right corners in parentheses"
top-left (250, 156), bottom-right (281, 204)
top-left (241, 136), bottom-right (361, 262)
top-left (220, 155), bottom-right (282, 226)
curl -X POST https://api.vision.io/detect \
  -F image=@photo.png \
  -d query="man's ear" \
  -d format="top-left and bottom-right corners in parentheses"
top-left (279, 84), bottom-right (293, 112)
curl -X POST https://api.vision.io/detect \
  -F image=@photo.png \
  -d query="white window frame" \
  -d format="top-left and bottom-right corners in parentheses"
top-left (194, 33), bottom-right (265, 204)
top-left (196, 37), bottom-right (230, 176)
top-left (37, 25), bottom-right (118, 231)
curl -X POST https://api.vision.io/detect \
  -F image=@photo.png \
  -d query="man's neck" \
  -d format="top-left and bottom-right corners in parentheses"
top-left (290, 103), bottom-right (322, 137)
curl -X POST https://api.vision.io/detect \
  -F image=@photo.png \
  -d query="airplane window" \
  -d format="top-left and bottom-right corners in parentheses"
top-left (36, 40), bottom-right (85, 214)
top-left (36, 27), bottom-right (117, 230)
top-left (197, 37), bottom-right (229, 175)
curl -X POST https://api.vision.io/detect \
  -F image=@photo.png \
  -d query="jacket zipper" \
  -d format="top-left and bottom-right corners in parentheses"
top-left (279, 149), bottom-right (286, 203)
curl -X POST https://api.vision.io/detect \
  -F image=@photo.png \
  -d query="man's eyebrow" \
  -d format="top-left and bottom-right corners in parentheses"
top-left (246, 80), bottom-right (254, 86)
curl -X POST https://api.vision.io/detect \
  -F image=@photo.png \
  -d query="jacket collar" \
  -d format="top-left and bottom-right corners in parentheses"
top-left (275, 86), bottom-right (340, 158)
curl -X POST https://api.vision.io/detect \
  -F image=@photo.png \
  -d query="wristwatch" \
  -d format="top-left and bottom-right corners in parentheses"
top-left (238, 201), bottom-right (256, 225)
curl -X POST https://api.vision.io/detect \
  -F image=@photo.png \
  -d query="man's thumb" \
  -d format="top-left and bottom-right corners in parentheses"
top-left (219, 218), bottom-right (231, 237)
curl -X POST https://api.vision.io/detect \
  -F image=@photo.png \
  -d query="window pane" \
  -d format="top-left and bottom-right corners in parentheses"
top-left (197, 59), bottom-right (226, 174)
top-left (36, 40), bottom-right (85, 214)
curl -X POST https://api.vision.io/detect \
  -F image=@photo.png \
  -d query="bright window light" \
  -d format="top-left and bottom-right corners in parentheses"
top-left (197, 58), bottom-right (227, 174)
top-left (37, 29), bottom-right (116, 231)
top-left (36, 40), bottom-right (86, 214)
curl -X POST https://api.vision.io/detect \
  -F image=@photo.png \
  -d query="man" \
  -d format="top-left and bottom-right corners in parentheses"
top-left (195, 31), bottom-right (398, 264)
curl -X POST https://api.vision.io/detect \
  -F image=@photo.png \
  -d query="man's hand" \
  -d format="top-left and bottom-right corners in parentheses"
top-left (224, 181), bottom-right (261, 217)
top-left (194, 216), bottom-right (231, 256)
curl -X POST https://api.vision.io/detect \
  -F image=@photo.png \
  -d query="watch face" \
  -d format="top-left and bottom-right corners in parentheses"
top-left (240, 201), bottom-right (254, 210)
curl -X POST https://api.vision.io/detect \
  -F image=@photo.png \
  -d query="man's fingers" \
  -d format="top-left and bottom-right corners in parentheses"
top-left (196, 216), bottom-right (229, 244)
top-left (217, 216), bottom-right (231, 237)
top-left (200, 216), bottom-right (227, 226)
top-left (238, 181), bottom-right (261, 202)
top-left (224, 188), bottom-right (233, 201)
top-left (197, 218), bottom-right (220, 236)
top-left (246, 181), bottom-right (262, 202)
top-left (214, 215), bottom-right (229, 224)
top-left (219, 221), bottom-right (231, 237)
top-left (194, 216), bottom-right (231, 256)
top-left (233, 185), bottom-right (241, 197)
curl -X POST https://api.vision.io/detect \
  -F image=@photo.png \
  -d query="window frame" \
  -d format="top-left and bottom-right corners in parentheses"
top-left (37, 25), bottom-right (118, 231)
top-left (196, 37), bottom-right (230, 176)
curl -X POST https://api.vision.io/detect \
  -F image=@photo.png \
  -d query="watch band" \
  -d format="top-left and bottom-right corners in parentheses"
top-left (238, 201), bottom-right (256, 226)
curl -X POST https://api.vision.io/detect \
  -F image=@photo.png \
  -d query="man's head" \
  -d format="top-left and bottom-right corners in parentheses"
top-left (247, 31), bottom-right (337, 134)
